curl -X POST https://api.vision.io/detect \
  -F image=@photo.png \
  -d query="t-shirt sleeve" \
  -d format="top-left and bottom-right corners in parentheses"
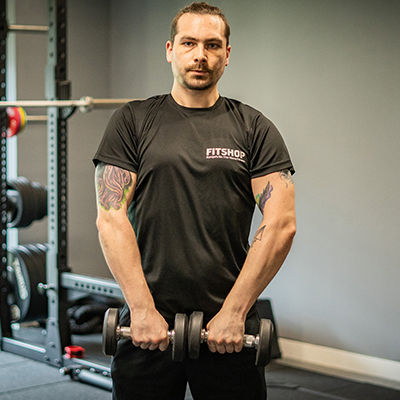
top-left (249, 113), bottom-right (295, 178)
top-left (93, 103), bottom-right (138, 173)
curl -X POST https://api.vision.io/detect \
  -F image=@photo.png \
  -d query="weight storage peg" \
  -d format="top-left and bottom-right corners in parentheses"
top-left (188, 311), bottom-right (274, 367)
top-left (102, 308), bottom-right (188, 362)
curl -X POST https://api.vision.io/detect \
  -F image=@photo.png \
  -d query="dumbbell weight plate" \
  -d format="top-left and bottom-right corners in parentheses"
top-left (255, 319), bottom-right (273, 367)
top-left (188, 311), bottom-right (204, 359)
top-left (102, 308), bottom-right (119, 356)
top-left (171, 313), bottom-right (188, 362)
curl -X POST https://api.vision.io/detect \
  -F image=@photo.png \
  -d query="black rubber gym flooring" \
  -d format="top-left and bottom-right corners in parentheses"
top-left (1, 336), bottom-right (400, 400)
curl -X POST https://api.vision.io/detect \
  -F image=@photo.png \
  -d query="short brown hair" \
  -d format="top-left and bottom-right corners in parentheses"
top-left (170, 2), bottom-right (230, 46)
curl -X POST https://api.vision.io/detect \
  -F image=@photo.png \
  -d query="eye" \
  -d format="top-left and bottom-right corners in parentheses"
top-left (183, 41), bottom-right (194, 47)
top-left (208, 43), bottom-right (221, 50)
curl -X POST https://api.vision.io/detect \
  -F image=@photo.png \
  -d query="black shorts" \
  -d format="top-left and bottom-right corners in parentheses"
top-left (111, 306), bottom-right (267, 400)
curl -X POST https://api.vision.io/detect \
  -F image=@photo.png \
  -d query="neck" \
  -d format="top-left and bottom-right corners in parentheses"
top-left (170, 83), bottom-right (219, 108)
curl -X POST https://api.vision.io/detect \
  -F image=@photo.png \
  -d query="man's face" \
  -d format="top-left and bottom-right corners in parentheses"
top-left (166, 13), bottom-right (231, 92)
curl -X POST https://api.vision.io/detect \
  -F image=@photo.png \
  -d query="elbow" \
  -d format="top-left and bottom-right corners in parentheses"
top-left (96, 211), bottom-right (131, 238)
top-left (96, 214), bottom-right (106, 233)
top-left (282, 215), bottom-right (296, 245)
top-left (96, 213), bottom-right (115, 237)
top-left (288, 218), bottom-right (297, 239)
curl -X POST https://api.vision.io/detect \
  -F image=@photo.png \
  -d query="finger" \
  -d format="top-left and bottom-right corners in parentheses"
top-left (225, 343), bottom-right (235, 354)
top-left (132, 339), bottom-right (141, 347)
top-left (234, 341), bottom-right (243, 353)
top-left (140, 342), bottom-right (150, 350)
top-left (215, 343), bottom-right (226, 354)
top-left (207, 341), bottom-right (218, 353)
top-left (158, 338), bottom-right (170, 352)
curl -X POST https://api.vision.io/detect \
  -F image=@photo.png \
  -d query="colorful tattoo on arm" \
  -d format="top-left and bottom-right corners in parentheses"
top-left (279, 169), bottom-right (294, 188)
top-left (255, 181), bottom-right (273, 214)
top-left (251, 225), bottom-right (266, 248)
top-left (96, 163), bottom-right (133, 211)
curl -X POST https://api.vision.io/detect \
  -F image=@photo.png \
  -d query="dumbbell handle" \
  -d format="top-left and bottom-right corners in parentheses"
top-left (116, 325), bottom-right (175, 342)
top-left (201, 329), bottom-right (260, 348)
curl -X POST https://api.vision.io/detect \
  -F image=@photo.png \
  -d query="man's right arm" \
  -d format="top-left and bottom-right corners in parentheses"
top-left (95, 162), bottom-right (169, 351)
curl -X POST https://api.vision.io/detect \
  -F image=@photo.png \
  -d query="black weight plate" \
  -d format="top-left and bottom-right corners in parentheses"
top-left (34, 243), bottom-right (49, 264)
top-left (7, 247), bottom-right (32, 321)
top-left (31, 181), bottom-right (47, 221)
top-left (6, 179), bottom-right (25, 228)
top-left (32, 243), bottom-right (48, 269)
top-left (188, 311), bottom-right (203, 359)
top-left (16, 245), bottom-right (47, 322)
top-left (172, 313), bottom-right (188, 362)
top-left (25, 243), bottom-right (47, 295)
top-left (22, 245), bottom-right (47, 318)
top-left (102, 308), bottom-right (119, 356)
top-left (6, 189), bottom-right (19, 225)
top-left (11, 178), bottom-right (34, 228)
top-left (7, 177), bottom-right (47, 228)
top-left (255, 319), bottom-right (273, 367)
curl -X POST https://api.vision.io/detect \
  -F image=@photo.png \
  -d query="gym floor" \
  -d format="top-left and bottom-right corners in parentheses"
top-left (1, 333), bottom-right (400, 400)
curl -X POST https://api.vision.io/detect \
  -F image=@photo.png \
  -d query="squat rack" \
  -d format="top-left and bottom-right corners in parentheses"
top-left (0, 0), bottom-right (129, 390)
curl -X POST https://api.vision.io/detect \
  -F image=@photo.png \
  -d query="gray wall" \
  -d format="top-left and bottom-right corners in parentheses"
top-left (108, 0), bottom-right (400, 362)
top-left (13, 0), bottom-right (400, 363)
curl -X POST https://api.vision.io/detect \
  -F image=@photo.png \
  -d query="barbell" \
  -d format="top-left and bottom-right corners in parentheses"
top-left (2, 98), bottom-right (138, 137)
top-left (1, 96), bottom-right (137, 114)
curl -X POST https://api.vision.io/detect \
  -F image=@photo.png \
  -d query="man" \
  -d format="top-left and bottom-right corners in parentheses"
top-left (94, 2), bottom-right (296, 399)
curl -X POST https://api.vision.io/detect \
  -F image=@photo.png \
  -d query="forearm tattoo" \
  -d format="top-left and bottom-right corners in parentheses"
top-left (255, 181), bottom-right (273, 214)
top-left (279, 169), bottom-right (294, 188)
top-left (250, 225), bottom-right (266, 248)
top-left (96, 163), bottom-right (133, 211)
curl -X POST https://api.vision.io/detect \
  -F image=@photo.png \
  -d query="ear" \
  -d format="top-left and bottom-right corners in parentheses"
top-left (225, 45), bottom-right (231, 67)
top-left (166, 41), bottom-right (173, 64)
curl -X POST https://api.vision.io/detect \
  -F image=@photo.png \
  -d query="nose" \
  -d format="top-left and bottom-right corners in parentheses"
top-left (193, 44), bottom-right (207, 63)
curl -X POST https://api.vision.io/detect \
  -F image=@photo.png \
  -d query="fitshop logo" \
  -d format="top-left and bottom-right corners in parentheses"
top-left (205, 147), bottom-right (246, 163)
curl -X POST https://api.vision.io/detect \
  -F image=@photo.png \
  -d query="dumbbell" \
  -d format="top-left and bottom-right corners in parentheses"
top-left (102, 308), bottom-right (188, 361)
top-left (188, 311), bottom-right (274, 367)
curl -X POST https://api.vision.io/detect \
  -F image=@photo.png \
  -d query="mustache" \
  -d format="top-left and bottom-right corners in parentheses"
top-left (186, 65), bottom-right (212, 73)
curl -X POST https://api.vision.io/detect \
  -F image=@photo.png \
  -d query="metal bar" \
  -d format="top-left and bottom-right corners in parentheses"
top-left (61, 272), bottom-right (123, 299)
top-left (0, 96), bottom-right (136, 111)
top-left (63, 357), bottom-right (111, 374)
top-left (1, 100), bottom-right (80, 107)
top-left (1, 337), bottom-right (47, 361)
top-left (8, 24), bottom-right (49, 33)
top-left (25, 115), bottom-right (48, 122)
top-left (0, 0), bottom-right (12, 342)
top-left (60, 366), bottom-right (112, 391)
top-left (44, 0), bottom-right (71, 369)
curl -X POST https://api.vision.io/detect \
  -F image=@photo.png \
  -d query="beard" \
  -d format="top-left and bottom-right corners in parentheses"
top-left (179, 64), bottom-right (221, 91)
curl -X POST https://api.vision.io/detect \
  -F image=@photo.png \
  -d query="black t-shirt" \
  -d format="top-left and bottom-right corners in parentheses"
top-left (93, 94), bottom-right (294, 323)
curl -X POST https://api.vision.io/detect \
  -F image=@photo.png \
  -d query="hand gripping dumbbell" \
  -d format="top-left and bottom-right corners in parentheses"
top-left (102, 308), bottom-right (188, 361)
top-left (188, 311), bottom-right (274, 367)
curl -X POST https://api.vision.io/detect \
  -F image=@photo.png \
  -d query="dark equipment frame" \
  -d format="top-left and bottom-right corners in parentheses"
top-left (0, 0), bottom-right (121, 390)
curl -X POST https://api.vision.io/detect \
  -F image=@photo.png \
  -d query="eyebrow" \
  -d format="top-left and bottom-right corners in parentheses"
top-left (180, 36), bottom-right (224, 44)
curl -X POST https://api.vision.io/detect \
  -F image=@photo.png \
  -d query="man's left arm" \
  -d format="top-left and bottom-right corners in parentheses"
top-left (206, 169), bottom-right (296, 354)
